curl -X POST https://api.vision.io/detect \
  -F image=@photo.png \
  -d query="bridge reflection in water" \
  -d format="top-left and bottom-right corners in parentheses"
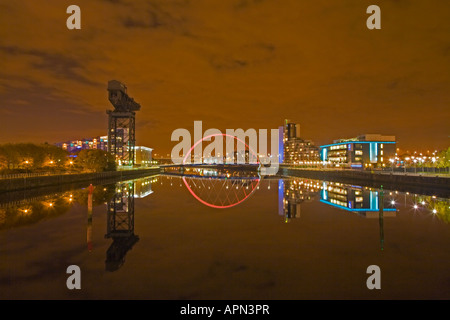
top-left (99, 172), bottom-right (399, 258)
top-left (1, 173), bottom-right (448, 273)
top-left (94, 174), bottom-right (399, 265)
top-left (164, 167), bottom-right (261, 209)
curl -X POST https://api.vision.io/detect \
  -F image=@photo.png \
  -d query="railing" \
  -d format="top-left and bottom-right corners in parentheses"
top-left (0, 166), bottom-right (161, 180)
top-left (373, 167), bottom-right (450, 177)
top-left (117, 165), bottom-right (160, 171)
top-left (280, 164), bottom-right (450, 177)
top-left (0, 171), bottom-right (80, 180)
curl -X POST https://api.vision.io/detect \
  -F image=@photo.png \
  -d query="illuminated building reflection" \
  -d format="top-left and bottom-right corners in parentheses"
top-left (320, 182), bottom-right (397, 250)
top-left (278, 178), bottom-right (319, 222)
top-left (320, 182), bottom-right (397, 218)
top-left (134, 177), bottom-right (156, 198)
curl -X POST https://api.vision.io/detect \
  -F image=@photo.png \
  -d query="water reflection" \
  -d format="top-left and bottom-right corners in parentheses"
top-left (87, 184), bottom-right (93, 252)
top-left (0, 174), bottom-right (448, 262)
top-left (278, 178), bottom-right (317, 223)
top-left (414, 194), bottom-right (450, 223)
top-left (0, 173), bottom-right (449, 299)
top-left (105, 181), bottom-right (138, 271)
top-left (0, 176), bottom-right (448, 233)
top-left (320, 182), bottom-right (397, 218)
top-left (165, 168), bottom-right (260, 209)
top-left (0, 186), bottom-right (115, 231)
top-left (0, 195), bottom-right (72, 230)
top-left (104, 177), bottom-right (157, 271)
top-left (379, 188), bottom-right (385, 251)
top-left (277, 179), bottom-right (395, 249)
top-left (0, 177), bottom-right (158, 272)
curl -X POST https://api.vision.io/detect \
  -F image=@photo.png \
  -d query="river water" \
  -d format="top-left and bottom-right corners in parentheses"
top-left (0, 173), bottom-right (449, 299)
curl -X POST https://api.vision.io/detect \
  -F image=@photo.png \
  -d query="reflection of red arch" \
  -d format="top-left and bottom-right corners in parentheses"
top-left (182, 177), bottom-right (260, 209)
top-left (182, 133), bottom-right (260, 209)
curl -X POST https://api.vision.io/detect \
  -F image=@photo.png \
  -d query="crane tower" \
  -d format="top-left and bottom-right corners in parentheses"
top-left (106, 80), bottom-right (141, 166)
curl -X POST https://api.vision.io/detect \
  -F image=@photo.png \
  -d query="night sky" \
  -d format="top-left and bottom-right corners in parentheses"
top-left (0, 0), bottom-right (449, 154)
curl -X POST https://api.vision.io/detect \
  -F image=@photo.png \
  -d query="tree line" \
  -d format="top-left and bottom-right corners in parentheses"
top-left (436, 147), bottom-right (450, 168)
top-left (0, 143), bottom-right (115, 173)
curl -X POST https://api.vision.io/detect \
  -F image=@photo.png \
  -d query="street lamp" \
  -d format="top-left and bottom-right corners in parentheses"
top-left (389, 158), bottom-right (394, 173)
top-left (24, 160), bottom-right (31, 174)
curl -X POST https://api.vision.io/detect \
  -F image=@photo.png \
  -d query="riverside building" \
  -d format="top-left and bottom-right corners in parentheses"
top-left (319, 134), bottom-right (396, 168)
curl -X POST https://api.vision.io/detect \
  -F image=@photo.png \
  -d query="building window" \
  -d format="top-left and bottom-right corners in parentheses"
top-left (380, 144), bottom-right (384, 149)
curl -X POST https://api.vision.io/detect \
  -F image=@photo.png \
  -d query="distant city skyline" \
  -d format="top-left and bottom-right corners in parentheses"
top-left (0, 1), bottom-right (449, 154)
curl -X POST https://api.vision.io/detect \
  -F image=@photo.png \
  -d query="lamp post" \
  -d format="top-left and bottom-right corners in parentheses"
top-left (389, 158), bottom-right (394, 173)
top-left (68, 159), bottom-right (74, 173)
top-left (24, 160), bottom-right (30, 175)
top-left (404, 157), bottom-right (410, 174)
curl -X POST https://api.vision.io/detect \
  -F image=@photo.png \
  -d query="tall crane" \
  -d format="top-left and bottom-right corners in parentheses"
top-left (106, 80), bottom-right (141, 166)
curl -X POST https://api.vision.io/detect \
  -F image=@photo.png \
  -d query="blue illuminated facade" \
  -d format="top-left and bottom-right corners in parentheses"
top-left (320, 181), bottom-right (396, 215)
top-left (319, 134), bottom-right (396, 168)
top-left (278, 126), bottom-right (284, 163)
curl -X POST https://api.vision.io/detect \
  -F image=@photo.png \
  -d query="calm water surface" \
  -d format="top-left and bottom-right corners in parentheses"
top-left (0, 174), bottom-right (449, 299)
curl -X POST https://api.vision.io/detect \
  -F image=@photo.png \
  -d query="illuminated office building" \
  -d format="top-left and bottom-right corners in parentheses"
top-left (279, 119), bottom-right (320, 164)
top-left (56, 137), bottom-right (153, 167)
top-left (134, 146), bottom-right (153, 167)
top-left (319, 134), bottom-right (396, 168)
